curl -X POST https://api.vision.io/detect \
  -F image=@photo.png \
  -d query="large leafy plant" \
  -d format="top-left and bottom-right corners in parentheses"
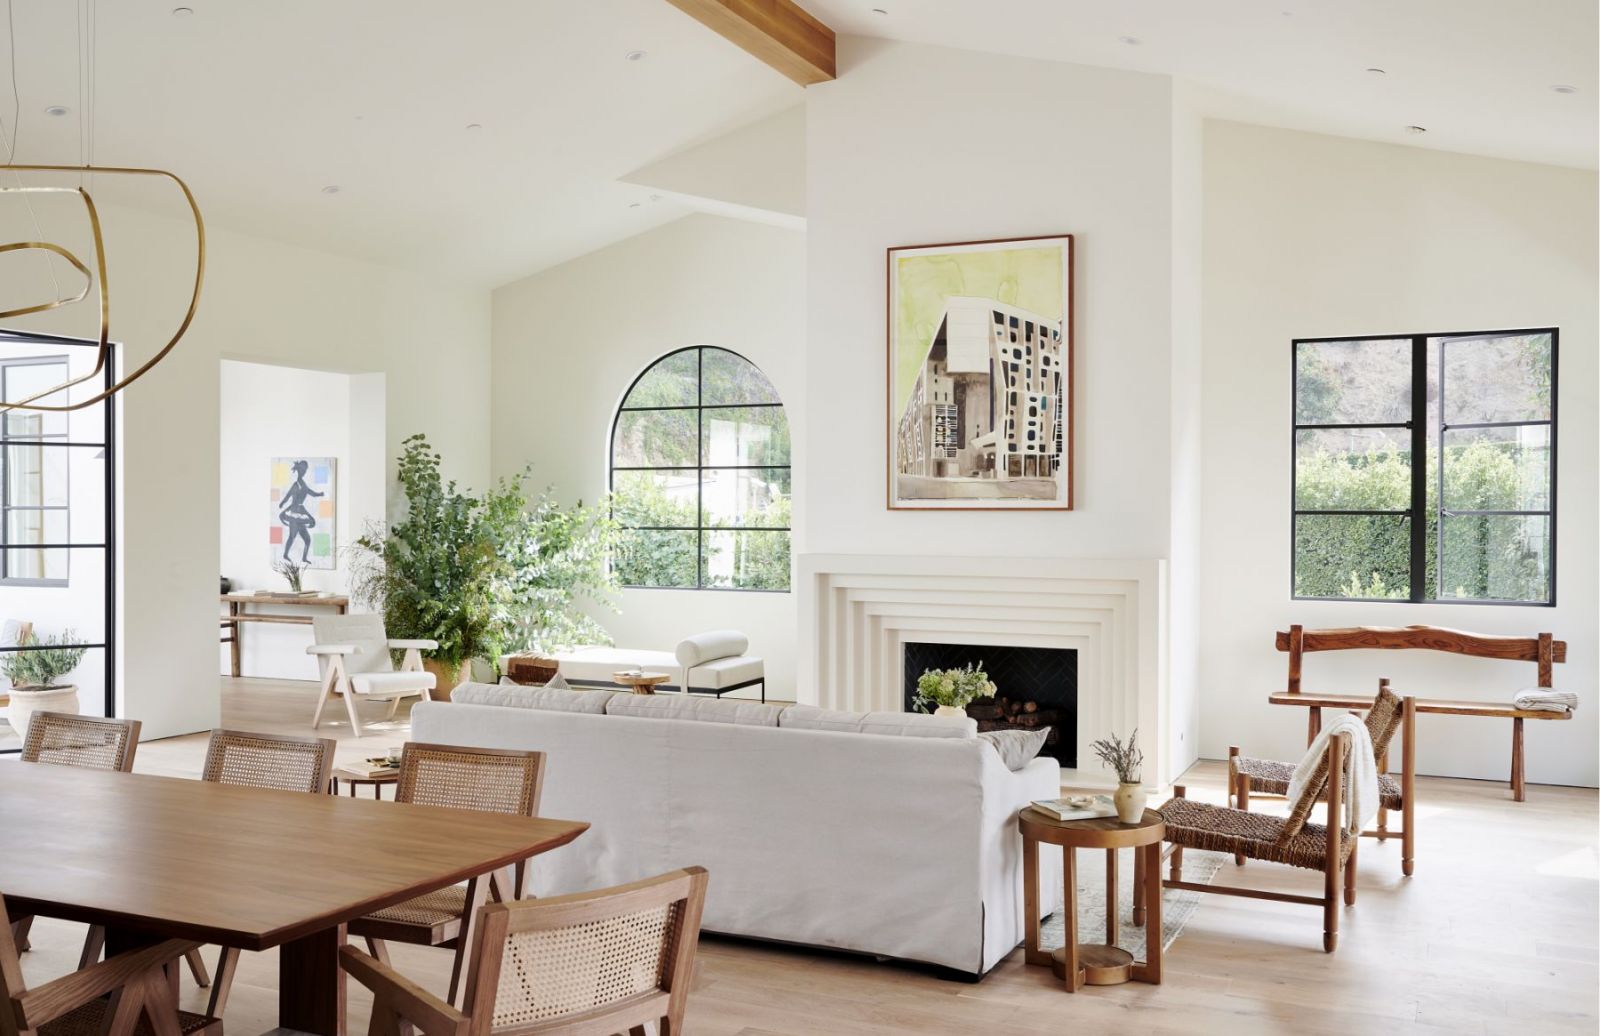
top-left (349, 434), bottom-right (619, 671)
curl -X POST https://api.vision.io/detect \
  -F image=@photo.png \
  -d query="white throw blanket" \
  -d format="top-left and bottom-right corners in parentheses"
top-left (1514, 688), bottom-right (1579, 713)
top-left (1285, 712), bottom-right (1378, 837)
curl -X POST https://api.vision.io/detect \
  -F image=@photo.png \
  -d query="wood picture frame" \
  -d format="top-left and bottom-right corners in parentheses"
top-left (886, 234), bottom-right (1074, 511)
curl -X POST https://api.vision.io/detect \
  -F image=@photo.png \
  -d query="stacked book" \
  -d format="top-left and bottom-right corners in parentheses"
top-left (1028, 795), bottom-right (1116, 821)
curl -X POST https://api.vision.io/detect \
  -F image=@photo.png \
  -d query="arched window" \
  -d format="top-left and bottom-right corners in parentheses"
top-left (609, 347), bottom-right (790, 591)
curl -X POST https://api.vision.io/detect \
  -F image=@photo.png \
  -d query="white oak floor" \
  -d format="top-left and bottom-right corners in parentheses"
top-left (14, 676), bottom-right (1599, 1035)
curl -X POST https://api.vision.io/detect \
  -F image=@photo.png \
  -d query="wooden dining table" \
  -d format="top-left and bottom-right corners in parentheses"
top-left (0, 762), bottom-right (588, 1035)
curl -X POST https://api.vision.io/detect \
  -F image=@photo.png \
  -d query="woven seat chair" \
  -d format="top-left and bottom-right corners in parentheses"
top-left (1159, 729), bottom-right (1359, 952)
top-left (342, 867), bottom-right (709, 1036)
top-left (193, 729), bottom-right (336, 1018)
top-left (1229, 681), bottom-right (1418, 875)
top-left (348, 742), bottom-right (547, 1008)
top-left (0, 892), bottom-right (221, 1036)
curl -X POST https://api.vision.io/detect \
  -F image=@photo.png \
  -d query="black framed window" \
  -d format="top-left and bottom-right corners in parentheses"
top-left (1292, 328), bottom-right (1556, 605)
top-left (0, 329), bottom-right (117, 753)
top-left (609, 347), bottom-right (791, 591)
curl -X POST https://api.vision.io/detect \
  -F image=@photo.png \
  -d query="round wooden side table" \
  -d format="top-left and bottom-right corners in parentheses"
top-left (1019, 807), bottom-right (1166, 992)
top-left (612, 671), bottom-right (671, 695)
top-left (330, 767), bottom-right (400, 799)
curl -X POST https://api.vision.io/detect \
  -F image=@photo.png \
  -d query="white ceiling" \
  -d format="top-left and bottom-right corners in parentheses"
top-left (1, 1), bottom-right (1591, 289)
top-left (806, 0), bottom-right (1598, 171)
top-left (0, 0), bottom-right (800, 287)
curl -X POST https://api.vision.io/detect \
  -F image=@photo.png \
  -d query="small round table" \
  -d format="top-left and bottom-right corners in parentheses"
top-left (1019, 806), bottom-right (1166, 992)
top-left (612, 671), bottom-right (671, 695)
top-left (330, 767), bottom-right (400, 799)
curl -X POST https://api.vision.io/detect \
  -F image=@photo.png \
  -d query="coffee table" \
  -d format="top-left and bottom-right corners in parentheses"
top-left (1019, 806), bottom-right (1166, 992)
top-left (612, 671), bottom-right (671, 695)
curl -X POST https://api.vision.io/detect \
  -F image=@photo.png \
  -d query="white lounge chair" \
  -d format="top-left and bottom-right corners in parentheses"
top-left (307, 613), bottom-right (437, 736)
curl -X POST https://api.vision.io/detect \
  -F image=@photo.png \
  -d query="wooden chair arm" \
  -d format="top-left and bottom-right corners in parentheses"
top-left (387, 639), bottom-right (438, 651)
top-left (340, 945), bottom-right (468, 1036)
top-left (16, 939), bottom-right (200, 1028)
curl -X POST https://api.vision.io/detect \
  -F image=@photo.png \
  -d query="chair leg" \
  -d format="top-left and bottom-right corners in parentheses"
top-left (207, 947), bottom-right (240, 1018)
top-left (448, 876), bottom-right (489, 1008)
top-left (384, 695), bottom-right (403, 720)
top-left (311, 667), bottom-right (336, 729)
top-left (77, 925), bottom-right (106, 969)
top-left (343, 687), bottom-right (364, 738)
top-left (186, 947), bottom-right (211, 987)
top-left (1133, 844), bottom-right (1146, 927)
top-left (10, 916), bottom-right (31, 953)
top-left (1226, 746), bottom-right (1239, 808)
top-left (1402, 797), bottom-right (1416, 877)
top-left (365, 936), bottom-right (391, 964)
top-left (1233, 776), bottom-right (1250, 867)
top-left (1344, 840), bottom-right (1358, 906)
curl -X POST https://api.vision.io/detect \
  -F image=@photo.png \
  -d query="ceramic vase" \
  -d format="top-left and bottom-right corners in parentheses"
top-left (1114, 781), bottom-right (1147, 823)
top-left (934, 704), bottom-right (965, 718)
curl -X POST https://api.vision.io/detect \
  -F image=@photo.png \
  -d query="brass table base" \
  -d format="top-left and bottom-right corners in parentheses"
top-left (1052, 944), bottom-right (1134, 986)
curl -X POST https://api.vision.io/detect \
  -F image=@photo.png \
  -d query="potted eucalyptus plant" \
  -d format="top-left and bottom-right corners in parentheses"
top-left (1092, 729), bottom-right (1146, 823)
top-left (3, 630), bottom-right (88, 741)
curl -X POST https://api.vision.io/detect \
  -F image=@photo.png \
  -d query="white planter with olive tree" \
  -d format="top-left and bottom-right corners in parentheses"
top-left (3, 631), bottom-right (88, 742)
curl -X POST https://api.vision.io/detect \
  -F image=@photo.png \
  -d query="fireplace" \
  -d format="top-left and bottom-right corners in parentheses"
top-left (902, 642), bottom-right (1077, 767)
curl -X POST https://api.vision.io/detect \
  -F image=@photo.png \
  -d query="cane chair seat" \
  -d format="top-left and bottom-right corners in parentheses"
top-left (359, 886), bottom-right (469, 942)
top-left (1159, 797), bottom-right (1356, 872)
top-left (37, 1002), bottom-right (219, 1036)
top-left (1233, 755), bottom-right (1405, 810)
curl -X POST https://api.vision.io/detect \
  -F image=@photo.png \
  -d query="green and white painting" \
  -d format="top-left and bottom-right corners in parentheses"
top-left (888, 235), bottom-right (1073, 509)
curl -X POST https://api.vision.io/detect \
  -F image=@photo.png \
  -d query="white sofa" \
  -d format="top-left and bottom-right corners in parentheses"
top-left (410, 688), bottom-right (1061, 977)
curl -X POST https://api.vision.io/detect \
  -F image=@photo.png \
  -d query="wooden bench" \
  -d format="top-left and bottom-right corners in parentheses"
top-left (1268, 624), bottom-right (1570, 802)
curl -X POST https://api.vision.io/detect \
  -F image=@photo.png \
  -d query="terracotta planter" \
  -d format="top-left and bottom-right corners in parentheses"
top-left (421, 659), bottom-right (463, 702)
top-left (1114, 782), bottom-right (1148, 824)
top-left (5, 684), bottom-right (80, 742)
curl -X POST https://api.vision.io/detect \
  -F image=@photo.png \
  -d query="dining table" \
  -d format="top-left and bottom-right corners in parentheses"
top-left (0, 761), bottom-right (588, 1035)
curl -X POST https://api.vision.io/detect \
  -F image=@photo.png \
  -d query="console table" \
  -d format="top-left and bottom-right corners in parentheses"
top-left (220, 593), bottom-right (349, 678)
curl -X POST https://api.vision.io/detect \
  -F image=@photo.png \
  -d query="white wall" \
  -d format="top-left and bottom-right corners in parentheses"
top-left (218, 360), bottom-right (385, 680)
top-left (1, 198), bottom-right (490, 738)
top-left (1200, 120), bottom-right (1599, 787)
top-left (490, 214), bottom-right (805, 702)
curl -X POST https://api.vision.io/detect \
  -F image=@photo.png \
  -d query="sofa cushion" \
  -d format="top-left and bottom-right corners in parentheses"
top-left (979, 729), bottom-right (1050, 770)
top-left (684, 654), bottom-right (764, 690)
top-left (606, 693), bottom-right (780, 727)
top-left (780, 705), bottom-right (976, 739)
top-left (451, 680), bottom-right (615, 714)
top-left (675, 630), bottom-right (750, 668)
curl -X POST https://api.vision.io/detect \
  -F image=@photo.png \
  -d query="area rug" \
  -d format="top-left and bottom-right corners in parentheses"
top-left (1038, 848), bottom-right (1227, 960)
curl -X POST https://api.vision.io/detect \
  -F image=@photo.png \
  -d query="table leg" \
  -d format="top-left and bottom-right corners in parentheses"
top-left (348, 781), bottom-right (357, 798)
top-left (104, 926), bottom-right (179, 1000)
top-left (1132, 843), bottom-right (1146, 927)
top-left (1061, 846), bottom-right (1079, 992)
top-left (280, 923), bottom-right (347, 1036)
top-left (1133, 842), bottom-right (1163, 985)
top-left (1511, 717), bottom-right (1525, 802)
top-left (229, 602), bottom-right (242, 678)
top-left (1023, 833), bottom-right (1046, 966)
top-left (1105, 849), bottom-right (1118, 946)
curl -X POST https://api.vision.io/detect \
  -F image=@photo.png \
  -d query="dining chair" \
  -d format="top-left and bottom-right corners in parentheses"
top-left (348, 742), bottom-right (546, 1008)
top-left (11, 713), bottom-right (145, 964)
top-left (308, 612), bottom-right (437, 737)
top-left (194, 728), bottom-right (337, 1018)
top-left (341, 867), bottom-right (709, 1036)
top-left (0, 891), bottom-right (222, 1036)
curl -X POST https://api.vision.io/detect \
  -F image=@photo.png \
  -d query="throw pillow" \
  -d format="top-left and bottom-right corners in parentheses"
top-left (978, 728), bottom-right (1050, 770)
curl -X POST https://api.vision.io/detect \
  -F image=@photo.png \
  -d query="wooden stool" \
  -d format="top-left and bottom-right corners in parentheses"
top-left (1020, 807), bottom-right (1166, 992)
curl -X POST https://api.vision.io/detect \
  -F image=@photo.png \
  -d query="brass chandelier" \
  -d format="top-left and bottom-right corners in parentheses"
top-left (0, 0), bottom-right (205, 413)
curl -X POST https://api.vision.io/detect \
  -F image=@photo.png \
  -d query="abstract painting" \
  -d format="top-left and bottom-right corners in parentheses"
top-left (269, 457), bottom-right (336, 569)
top-left (887, 234), bottom-right (1073, 510)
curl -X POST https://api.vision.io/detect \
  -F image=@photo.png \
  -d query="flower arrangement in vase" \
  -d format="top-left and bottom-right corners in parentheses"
top-left (1091, 728), bottom-right (1146, 823)
top-left (912, 662), bottom-right (994, 718)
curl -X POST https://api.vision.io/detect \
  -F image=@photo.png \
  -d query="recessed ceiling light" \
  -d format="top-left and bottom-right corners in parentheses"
top-left (171, 6), bottom-right (194, 16)
top-left (1364, 67), bottom-right (1386, 75)
top-left (871, 6), bottom-right (888, 13)
top-left (43, 105), bottom-right (69, 117)
top-left (628, 202), bottom-right (642, 208)
top-left (465, 123), bottom-right (483, 131)
top-left (649, 194), bottom-right (662, 202)
top-left (1118, 36), bottom-right (1141, 46)
top-left (625, 50), bottom-right (647, 62)
top-left (1404, 125), bottom-right (1427, 135)
top-left (1551, 84), bottom-right (1578, 94)
top-left (321, 185), bottom-right (341, 194)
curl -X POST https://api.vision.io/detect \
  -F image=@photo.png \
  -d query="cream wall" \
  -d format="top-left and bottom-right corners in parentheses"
top-left (1, 200), bottom-right (490, 738)
top-left (490, 214), bottom-right (805, 702)
top-left (1200, 120), bottom-right (1599, 786)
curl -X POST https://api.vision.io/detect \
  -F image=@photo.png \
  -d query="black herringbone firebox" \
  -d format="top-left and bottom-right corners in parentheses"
top-left (902, 642), bottom-right (1077, 766)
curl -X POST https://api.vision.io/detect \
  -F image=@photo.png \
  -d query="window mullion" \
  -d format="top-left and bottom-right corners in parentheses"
top-left (1409, 336), bottom-right (1428, 602)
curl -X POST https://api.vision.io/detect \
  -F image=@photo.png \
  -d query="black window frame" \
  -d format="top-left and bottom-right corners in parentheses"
top-left (0, 354), bottom-right (73, 587)
top-left (0, 328), bottom-right (118, 752)
top-left (1291, 327), bottom-right (1557, 607)
top-left (608, 345), bottom-right (791, 593)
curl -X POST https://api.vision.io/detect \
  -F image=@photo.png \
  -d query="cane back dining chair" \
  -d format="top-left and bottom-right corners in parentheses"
top-left (194, 729), bottom-right (337, 1018)
top-left (0, 891), bottom-right (222, 1036)
top-left (1158, 728), bottom-right (1360, 952)
top-left (10, 714), bottom-right (153, 967)
top-left (308, 613), bottom-right (437, 737)
top-left (347, 742), bottom-right (547, 1008)
top-left (1229, 681), bottom-right (1418, 874)
top-left (342, 867), bottom-right (710, 1036)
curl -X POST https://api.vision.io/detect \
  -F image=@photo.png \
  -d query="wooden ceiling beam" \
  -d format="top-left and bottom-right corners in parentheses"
top-left (664, 0), bottom-right (836, 86)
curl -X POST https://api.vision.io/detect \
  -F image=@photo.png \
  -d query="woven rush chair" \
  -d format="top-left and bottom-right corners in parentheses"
top-left (341, 867), bottom-right (709, 1036)
top-left (348, 742), bottom-right (547, 1008)
top-left (196, 729), bottom-right (337, 1018)
top-left (11, 713), bottom-right (143, 962)
top-left (1160, 730), bottom-right (1358, 952)
top-left (1229, 681), bottom-right (1419, 875)
top-left (0, 892), bottom-right (221, 1036)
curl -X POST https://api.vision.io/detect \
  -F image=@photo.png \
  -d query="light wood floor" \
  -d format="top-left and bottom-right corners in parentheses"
top-left (15, 677), bottom-right (1599, 1035)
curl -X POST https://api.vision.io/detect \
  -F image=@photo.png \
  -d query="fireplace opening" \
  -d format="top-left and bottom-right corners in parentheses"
top-left (903, 642), bottom-right (1077, 767)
